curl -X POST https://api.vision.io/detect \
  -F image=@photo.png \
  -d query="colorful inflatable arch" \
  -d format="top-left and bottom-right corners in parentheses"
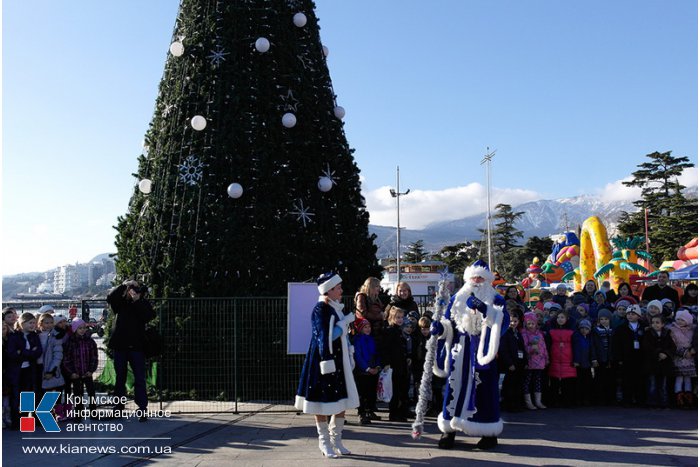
top-left (677, 238), bottom-right (698, 261)
top-left (577, 216), bottom-right (613, 291)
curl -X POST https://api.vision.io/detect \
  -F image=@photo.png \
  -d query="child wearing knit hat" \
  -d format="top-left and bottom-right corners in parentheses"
top-left (669, 308), bottom-right (697, 409)
top-left (591, 309), bottom-right (616, 405)
top-left (572, 319), bottom-right (594, 406)
top-left (63, 318), bottom-right (98, 420)
top-left (520, 312), bottom-right (548, 410)
top-left (612, 304), bottom-right (647, 406)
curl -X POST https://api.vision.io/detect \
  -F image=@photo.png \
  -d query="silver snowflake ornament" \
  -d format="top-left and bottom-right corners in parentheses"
top-left (289, 199), bottom-right (315, 227)
top-left (178, 154), bottom-right (206, 186)
top-left (321, 163), bottom-right (338, 185)
top-left (162, 104), bottom-right (175, 118)
top-left (208, 45), bottom-right (229, 67)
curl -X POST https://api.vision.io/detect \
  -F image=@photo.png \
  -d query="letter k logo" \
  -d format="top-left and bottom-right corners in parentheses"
top-left (20, 392), bottom-right (61, 432)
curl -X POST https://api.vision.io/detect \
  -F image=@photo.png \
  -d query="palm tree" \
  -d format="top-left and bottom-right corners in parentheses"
top-left (593, 236), bottom-right (650, 288)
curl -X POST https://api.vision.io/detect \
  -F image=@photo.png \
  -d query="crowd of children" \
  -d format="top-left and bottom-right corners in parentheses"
top-left (2, 305), bottom-right (99, 430)
top-left (499, 279), bottom-right (698, 412)
top-left (353, 277), bottom-right (697, 426)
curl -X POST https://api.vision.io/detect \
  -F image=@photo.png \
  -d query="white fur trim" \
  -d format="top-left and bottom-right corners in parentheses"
top-left (432, 318), bottom-right (453, 378)
top-left (437, 413), bottom-right (455, 433)
top-left (320, 359), bottom-right (336, 375)
top-left (295, 395), bottom-right (357, 416)
top-left (318, 275), bottom-right (342, 294)
top-left (463, 265), bottom-right (494, 283)
top-left (476, 305), bottom-right (503, 366)
top-left (450, 417), bottom-right (503, 437)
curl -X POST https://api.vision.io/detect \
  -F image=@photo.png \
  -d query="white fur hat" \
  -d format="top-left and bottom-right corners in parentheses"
top-left (463, 259), bottom-right (494, 284)
top-left (317, 272), bottom-right (342, 294)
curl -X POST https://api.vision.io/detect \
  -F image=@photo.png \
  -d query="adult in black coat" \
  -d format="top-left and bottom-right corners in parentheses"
top-left (641, 271), bottom-right (680, 310)
top-left (107, 280), bottom-right (155, 417)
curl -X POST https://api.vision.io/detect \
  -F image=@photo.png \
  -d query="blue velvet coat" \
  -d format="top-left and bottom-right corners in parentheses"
top-left (295, 299), bottom-right (359, 415)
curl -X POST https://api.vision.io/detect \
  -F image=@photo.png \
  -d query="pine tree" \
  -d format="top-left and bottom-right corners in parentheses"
top-left (433, 241), bottom-right (479, 279)
top-left (114, 0), bottom-right (381, 297)
top-left (403, 240), bottom-right (427, 263)
top-left (618, 151), bottom-right (696, 261)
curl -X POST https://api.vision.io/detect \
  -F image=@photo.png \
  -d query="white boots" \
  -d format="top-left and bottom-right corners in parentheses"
top-left (524, 394), bottom-right (537, 410)
top-left (329, 416), bottom-right (351, 455)
top-left (534, 392), bottom-right (547, 409)
top-left (316, 421), bottom-right (337, 458)
top-left (316, 416), bottom-right (351, 458)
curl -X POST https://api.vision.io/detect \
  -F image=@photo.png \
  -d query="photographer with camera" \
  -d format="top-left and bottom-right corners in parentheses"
top-left (106, 280), bottom-right (155, 422)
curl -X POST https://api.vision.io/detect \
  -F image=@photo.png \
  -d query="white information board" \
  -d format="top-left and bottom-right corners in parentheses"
top-left (287, 282), bottom-right (320, 354)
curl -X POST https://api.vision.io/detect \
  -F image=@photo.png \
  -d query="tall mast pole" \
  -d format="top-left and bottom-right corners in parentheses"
top-left (480, 148), bottom-right (496, 268)
top-left (390, 166), bottom-right (410, 283)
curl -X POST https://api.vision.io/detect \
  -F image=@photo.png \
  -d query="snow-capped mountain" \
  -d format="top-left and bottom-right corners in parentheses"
top-left (370, 195), bottom-right (636, 258)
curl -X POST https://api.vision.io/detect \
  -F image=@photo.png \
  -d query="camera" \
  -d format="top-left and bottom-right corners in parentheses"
top-left (127, 282), bottom-right (148, 295)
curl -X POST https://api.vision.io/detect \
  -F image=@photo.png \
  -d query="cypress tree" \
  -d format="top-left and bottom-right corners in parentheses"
top-left (114, 0), bottom-right (381, 297)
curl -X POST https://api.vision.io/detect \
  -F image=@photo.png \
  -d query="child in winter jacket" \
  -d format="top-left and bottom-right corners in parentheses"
top-left (7, 313), bottom-right (42, 430)
top-left (521, 312), bottom-right (548, 410)
top-left (572, 319), bottom-right (595, 406)
top-left (63, 319), bottom-right (98, 419)
top-left (353, 319), bottom-right (381, 424)
top-left (613, 305), bottom-right (647, 406)
top-left (669, 309), bottom-right (696, 409)
top-left (499, 312), bottom-right (527, 411)
top-left (591, 309), bottom-right (616, 405)
top-left (642, 315), bottom-right (676, 408)
top-left (547, 310), bottom-right (577, 407)
top-left (381, 306), bottom-right (410, 421)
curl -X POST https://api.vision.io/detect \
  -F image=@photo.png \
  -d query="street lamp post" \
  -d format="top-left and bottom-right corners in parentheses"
top-left (390, 166), bottom-right (410, 283)
top-left (480, 148), bottom-right (496, 268)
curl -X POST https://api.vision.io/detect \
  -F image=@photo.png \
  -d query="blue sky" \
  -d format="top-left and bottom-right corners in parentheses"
top-left (2, 0), bottom-right (698, 275)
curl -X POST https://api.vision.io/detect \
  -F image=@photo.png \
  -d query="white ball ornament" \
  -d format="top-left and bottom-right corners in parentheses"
top-left (227, 183), bottom-right (243, 199)
top-left (169, 41), bottom-right (184, 57)
top-left (138, 179), bottom-right (153, 194)
top-left (322, 45), bottom-right (329, 57)
top-left (293, 13), bottom-right (307, 27)
top-left (191, 115), bottom-right (207, 131)
top-left (255, 37), bottom-right (270, 53)
top-left (318, 177), bottom-right (333, 192)
top-left (333, 106), bottom-right (345, 119)
top-left (282, 113), bottom-right (297, 128)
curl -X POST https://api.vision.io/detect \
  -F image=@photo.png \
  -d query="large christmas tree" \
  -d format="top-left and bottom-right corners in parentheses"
top-left (115, 0), bottom-right (381, 297)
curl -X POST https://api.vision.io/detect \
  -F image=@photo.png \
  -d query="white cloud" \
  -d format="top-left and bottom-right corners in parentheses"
top-left (365, 183), bottom-right (541, 229)
top-left (364, 166), bottom-right (697, 229)
top-left (678, 166), bottom-right (698, 188)
top-left (595, 176), bottom-right (642, 203)
top-left (595, 166), bottom-right (698, 203)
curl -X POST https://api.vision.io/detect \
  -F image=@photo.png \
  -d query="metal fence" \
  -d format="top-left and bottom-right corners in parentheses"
top-left (3, 295), bottom-right (435, 413)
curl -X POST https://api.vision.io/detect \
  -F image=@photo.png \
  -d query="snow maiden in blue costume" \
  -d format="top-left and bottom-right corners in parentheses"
top-left (295, 272), bottom-right (359, 458)
top-left (430, 260), bottom-right (509, 450)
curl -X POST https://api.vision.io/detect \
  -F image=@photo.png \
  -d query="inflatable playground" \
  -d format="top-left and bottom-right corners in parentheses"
top-left (500, 216), bottom-right (698, 307)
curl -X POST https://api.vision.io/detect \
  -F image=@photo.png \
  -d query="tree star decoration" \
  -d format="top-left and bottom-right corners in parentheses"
top-left (178, 155), bottom-right (206, 186)
top-left (321, 163), bottom-right (338, 185)
top-left (208, 45), bottom-right (229, 67)
top-left (280, 89), bottom-right (299, 112)
top-left (289, 199), bottom-right (315, 227)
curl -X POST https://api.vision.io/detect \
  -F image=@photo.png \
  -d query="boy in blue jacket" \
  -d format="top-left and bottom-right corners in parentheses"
top-left (353, 318), bottom-right (381, 424)
top-left (572, 319), bottom-right (595, 406)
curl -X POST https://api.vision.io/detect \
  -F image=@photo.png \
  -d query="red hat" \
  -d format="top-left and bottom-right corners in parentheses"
top-left (354, 318), bottom-right (370, 331)
top-left (526, 257), bottom-right (542, 274)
